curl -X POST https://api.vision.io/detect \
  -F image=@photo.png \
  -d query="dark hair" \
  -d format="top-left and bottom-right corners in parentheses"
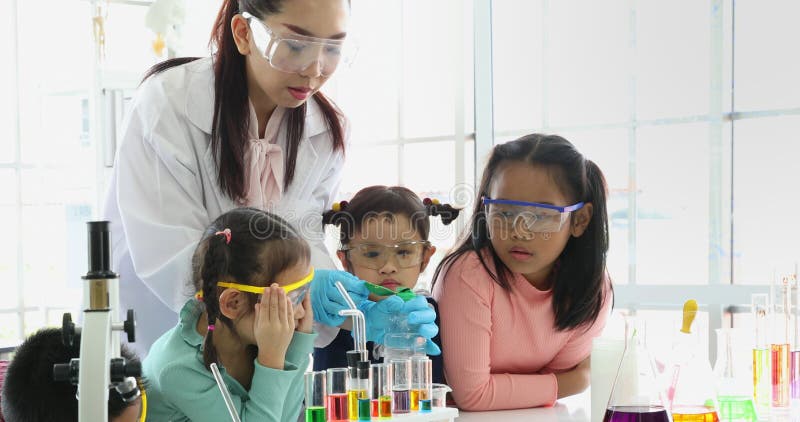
top-left (432, 134), bottom-right (610, 331)
top-left (191, 207), bottom-right (310, 369)
top-left (142, 0), bottom-right (346, 202)
top-left (0, 328), bottom-right (142, 422)
top-left (321, 185), bottom-right (461, 246)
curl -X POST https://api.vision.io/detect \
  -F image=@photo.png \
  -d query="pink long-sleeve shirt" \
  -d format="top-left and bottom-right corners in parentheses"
top-left (432, 250), bottom-right (611, 411)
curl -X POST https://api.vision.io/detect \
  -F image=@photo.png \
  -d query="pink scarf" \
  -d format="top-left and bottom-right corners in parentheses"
top-left (240, 106), bottom-right (286, 210)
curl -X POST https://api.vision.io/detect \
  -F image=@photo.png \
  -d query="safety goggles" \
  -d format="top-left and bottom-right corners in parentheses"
top-left (242, 12), bottom-right (356, 76)
top-left (341, 241), bottom-right (431, 270)
top-left (215, 267), bottom-right (314, 306)
top-left (483, 197), bottom-right (584, 234)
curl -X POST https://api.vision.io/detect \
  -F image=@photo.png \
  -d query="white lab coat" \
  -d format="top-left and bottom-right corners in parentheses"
top-left (103, 57), bottom-right (344, 355)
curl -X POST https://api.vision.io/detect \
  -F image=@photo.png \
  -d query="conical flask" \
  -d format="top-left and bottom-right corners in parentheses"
top-left (713, 328), bottom-right (757, 422)
top-left (667, 300), bottom-right (721, 422)
top-left (604, 324), bottom-right (671, 422)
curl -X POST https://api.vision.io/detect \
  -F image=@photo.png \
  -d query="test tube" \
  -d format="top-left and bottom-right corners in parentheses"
top-left (327, 368), bottom-right (349, 422)
top-left (356, 361), bottom-right (372, 421)
top-left (410, 356), bottom-right (432, 412)
top-left (772, 277), bottom-right (791, 408)
top-left (752, 293), bottom-right (771, 409)
top-left (305, 371), bottom-right (327, 422)
top-left (390, 359), bottom-right (411, 414)
top-left (370, 363), bottom-right (392, 419)
top-left (346, 352), bottom-right (358, 421)
top-left (791, 271), bottom-right (800, 402)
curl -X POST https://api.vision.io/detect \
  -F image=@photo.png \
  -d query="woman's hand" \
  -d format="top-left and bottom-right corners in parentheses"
top-left (296, 290), bottom-right (314, 334)
top-left (554, 356), bottom-right (591, 399)
top-left (254, 284), bottom-right (296, 369)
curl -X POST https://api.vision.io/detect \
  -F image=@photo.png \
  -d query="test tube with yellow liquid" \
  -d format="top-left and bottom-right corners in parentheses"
top-left (410, 356), bottom-right (432, 412)
top-left (751, 293), bottom-right (771, 410)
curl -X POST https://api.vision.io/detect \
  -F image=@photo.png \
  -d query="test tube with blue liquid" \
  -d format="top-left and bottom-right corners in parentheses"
top-left (411, 356), bottom-right (432, 412)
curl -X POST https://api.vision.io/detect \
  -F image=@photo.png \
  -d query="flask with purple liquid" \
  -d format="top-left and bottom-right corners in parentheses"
top-left (603, 324), bottom-right (671, 422)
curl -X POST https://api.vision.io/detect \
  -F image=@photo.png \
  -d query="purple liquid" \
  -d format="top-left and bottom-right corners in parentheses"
top-left (791, 350), bottom-right (800, 399)
top-left (603, 406), bottom-right (671, 422)
top-left (392, 389), bottom-right (410, 414)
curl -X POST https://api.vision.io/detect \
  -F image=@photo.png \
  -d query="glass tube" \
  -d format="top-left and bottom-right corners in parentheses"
top-left (305, 371), bottom-right (327, 422)
top-left (390, 359), bottom-right (411, 415)
top-left (410, 356), bottom-right (432, 412)
top-left (370, 363), bottom-right (392, 419)
top-left (327, 368), bottom-right (349, 422)
top-left (752, 293), bottom-right (771, 410)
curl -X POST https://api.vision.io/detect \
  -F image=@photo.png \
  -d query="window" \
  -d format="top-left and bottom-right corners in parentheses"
top-left (490, 0), bottom-right (791, 362)
top-left (1, 0), bottom-right (160, 347)
top-left (325, 0), bottom-right (475, 289)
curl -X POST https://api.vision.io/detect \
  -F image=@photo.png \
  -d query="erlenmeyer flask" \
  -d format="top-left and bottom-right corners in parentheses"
top-left (713, 328), bottom-right (757, 422)
top-left (668, 300), bottom-right (721, 422)
top-left (604, 325), bottom-right (671, 422)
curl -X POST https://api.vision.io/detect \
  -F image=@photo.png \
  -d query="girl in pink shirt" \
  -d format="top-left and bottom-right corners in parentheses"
top-left (432, 134), bottom-right (612, 411)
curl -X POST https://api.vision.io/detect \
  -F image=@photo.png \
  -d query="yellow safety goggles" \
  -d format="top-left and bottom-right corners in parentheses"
top-left (197, 267), bottom-right (314, 306)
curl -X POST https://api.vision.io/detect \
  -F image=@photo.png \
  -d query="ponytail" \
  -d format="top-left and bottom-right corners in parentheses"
top-left (200, 232), bottom-right (232, 369)
top-left (422, 198), bottom-right (461, 225)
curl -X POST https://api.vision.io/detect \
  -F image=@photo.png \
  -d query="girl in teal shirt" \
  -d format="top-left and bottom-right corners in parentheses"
top-left (143, 208), bottom-right (316, 421)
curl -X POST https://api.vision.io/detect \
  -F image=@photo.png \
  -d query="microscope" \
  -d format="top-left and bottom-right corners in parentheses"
top-left (53, 221), bottom-right (140, 422)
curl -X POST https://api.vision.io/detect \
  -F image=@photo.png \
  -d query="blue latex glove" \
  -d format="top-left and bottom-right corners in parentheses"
top-left (358, 295), bottom-right (441, 356)
top-left (311, 269), bottom-right (370, 327)
top-left (402, 296), bottom-right (440, 356)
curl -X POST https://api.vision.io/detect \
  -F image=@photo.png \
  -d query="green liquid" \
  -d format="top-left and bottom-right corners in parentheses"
top-left (305, 406), bottom-right (326, 422)
top-left (717, 395), bottom-right (757, 422)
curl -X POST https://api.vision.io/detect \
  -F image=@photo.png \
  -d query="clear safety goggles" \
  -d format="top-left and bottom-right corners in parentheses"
top-left (214, 267), bottom-right (314, 306)
top-left (341, 241), bottom-right (431, 270)
top-left (483, 197), bottom-right (584, 234)
top-left (242, 12), bottom-right (356, 76)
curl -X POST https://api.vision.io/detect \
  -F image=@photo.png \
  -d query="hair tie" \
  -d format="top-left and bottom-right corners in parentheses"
top-left (332, 200), bottom-right (349, 212)
top-left (207, 324), bottom-right (215, 331)
top-left (215, 228), bottom-right (231, 244)
top-left (423, 198), bottom-right (461, 225)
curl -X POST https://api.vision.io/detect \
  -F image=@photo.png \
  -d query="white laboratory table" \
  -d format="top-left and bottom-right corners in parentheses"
top-left (456, 389), bottom-right (591, 422)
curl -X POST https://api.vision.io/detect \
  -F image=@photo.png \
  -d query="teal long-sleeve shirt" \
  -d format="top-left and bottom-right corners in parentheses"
top-left (143, 299), bottom-right (316, 421)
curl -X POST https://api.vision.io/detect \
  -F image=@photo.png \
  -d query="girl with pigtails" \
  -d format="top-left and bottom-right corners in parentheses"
top-left (314, 185), bottom-right (461, 384)
top-left (432, 134), bottom-right (614, 411)
top-left (143, 208), bottom-right (316, 421)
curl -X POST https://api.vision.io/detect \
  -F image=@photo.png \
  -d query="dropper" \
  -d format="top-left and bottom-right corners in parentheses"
top-left (335, 281), bottom-right (368, 362)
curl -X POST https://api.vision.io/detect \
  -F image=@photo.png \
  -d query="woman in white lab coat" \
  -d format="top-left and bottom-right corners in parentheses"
top-left (104, 0), bottom-right (438, 354)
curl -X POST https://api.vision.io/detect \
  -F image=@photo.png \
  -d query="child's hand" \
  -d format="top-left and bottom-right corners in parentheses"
top-left (254, 284), bottom-right (296, 369)
top-left (296, 290), bottom-right (314, 334)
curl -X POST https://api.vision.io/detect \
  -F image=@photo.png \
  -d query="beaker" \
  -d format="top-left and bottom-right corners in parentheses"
top-left (668, 301), bottom-right (720, 422)
top-left (604, 326), bottom-right (671, 422)
top-left (382, 313), bottom-right (426, 363)
top-left (714, 328), bottom-right (757, 422)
